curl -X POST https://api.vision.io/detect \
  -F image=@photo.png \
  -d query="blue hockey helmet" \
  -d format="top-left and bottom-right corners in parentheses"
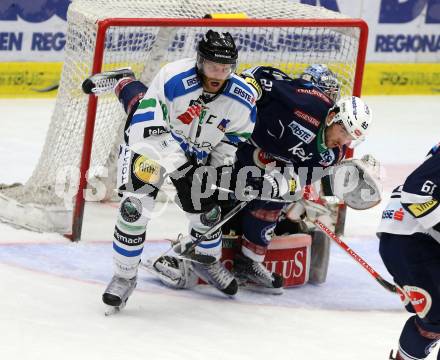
top-left (301, 64), bottom-right (340, 102)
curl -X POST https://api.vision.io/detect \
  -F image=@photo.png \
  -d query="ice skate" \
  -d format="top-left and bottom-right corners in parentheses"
top-left (102, 275), bottom-right (137, 315)
top-left (233, 253), bottom-right (284, 295)
top-left (192, 260), bottom-right (238, 296)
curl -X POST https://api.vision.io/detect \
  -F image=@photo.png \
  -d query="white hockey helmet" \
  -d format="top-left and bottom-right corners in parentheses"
top-left (328, 96), bottom-right (372, 145)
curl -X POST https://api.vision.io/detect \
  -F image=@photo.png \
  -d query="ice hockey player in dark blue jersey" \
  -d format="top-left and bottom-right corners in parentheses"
top-left (378, 144), bottom-right (440, 360)
top-left (225, 66), bottom-right (375, 291)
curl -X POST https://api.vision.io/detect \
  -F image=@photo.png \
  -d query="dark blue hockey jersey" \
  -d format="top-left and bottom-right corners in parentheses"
top-left (401, 143), bottom-right (440, 230)
top-left (377, 143), bottom-right (440, 241)
top-left (241, 66), bottom-right (346, 174)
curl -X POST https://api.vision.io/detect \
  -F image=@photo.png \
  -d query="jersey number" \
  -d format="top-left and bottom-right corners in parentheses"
top-left (260, 79), bottom-right (273, 92)
top-left (421, 180), bottom-right (437, 195)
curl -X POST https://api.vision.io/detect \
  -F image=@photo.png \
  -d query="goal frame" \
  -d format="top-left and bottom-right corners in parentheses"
top-left (71, 17), bottom-right (369, 241)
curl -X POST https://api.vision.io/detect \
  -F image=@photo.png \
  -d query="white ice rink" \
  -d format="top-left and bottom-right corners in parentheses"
top-left (0, 97), bottom-right (439, 360)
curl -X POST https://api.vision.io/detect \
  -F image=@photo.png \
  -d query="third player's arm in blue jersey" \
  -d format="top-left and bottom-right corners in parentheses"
top-left (401, 143), bottom-right (440, 231)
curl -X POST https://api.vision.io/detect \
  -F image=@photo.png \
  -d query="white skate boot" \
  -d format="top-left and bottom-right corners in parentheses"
top-left (102, 275), bottom-right (137, 315)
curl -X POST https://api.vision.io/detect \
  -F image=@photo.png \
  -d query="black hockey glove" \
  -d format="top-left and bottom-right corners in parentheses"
top-left (248, 173), bottom-right (281, 199)
top-left (231, 169), bottom-right (283, 202)
top-left (170, 159), bottom-right (218, 213)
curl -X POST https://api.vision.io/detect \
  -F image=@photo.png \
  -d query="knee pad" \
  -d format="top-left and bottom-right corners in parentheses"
top-left (200, 205), bottom-right (222, 227)
top-left (187, 205), bottom-right (222, 236)
top-left (113, 193), bottom-right (152, 279)
top-left (242, 201), bottom-right (283, 247)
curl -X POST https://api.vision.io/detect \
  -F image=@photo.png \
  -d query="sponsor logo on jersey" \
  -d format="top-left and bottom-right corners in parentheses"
top-left (182, 74), bottom-right (200, 90)
top-left (133, 155), bottom-right (161, 184)
top-left (143, 126), bottom-right (167, 138)
top-left (381, 207), bottom-right (405, 221)
top-left (403, 285), bottom-right (432, 318)
top-left (319, 149), bottom-right (335, 166)
top-left (393, 208), bottom-right (405, 221)
top-left (288, 142), bottom-right (313, 162)
top-left (217, 118), bottom-right (230, 132)
top-left (296, 88), bottom-right (332, 105)
top-left (293, 109), bottom-right (320, 128)
top-left (407, 199), bottom-right (439, 217)
top-left (288, 121), bottom-right (316, 144)
top-left (229, 83), bottom-right (256, 106)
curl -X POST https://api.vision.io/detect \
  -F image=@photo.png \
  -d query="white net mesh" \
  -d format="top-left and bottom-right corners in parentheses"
top-left (0, 0), bottom-right (364, 234)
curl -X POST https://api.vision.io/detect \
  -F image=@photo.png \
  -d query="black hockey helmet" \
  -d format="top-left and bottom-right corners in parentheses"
top-left (197, 30), bottom-right (238, 65)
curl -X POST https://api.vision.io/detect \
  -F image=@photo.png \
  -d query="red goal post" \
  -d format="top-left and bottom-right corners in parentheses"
top-left (0, 14), bottom-right (368, 241)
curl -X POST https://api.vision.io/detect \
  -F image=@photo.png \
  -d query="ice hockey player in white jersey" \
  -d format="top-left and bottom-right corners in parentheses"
top-left (83, 30), bottom-right (257, 312)
top-left (378, 144), bottom-right (440, 360)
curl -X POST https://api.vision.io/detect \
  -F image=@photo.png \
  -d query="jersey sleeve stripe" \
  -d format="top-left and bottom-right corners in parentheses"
top-left (400, 191), bottom-right (433, 204)
top-left (131, 111), bottom-right (155, 124)
top-left (137, 98), bottom-right (157, 110)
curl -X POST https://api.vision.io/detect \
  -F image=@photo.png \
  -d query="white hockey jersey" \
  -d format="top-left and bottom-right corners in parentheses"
top-left (126, 58), bottom-right (257, 171)
top-left (377, 186), bottom-right (440, 243)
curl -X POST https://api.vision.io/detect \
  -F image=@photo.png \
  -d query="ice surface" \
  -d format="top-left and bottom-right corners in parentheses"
top-left (0, 97), bottom-right (439, 360)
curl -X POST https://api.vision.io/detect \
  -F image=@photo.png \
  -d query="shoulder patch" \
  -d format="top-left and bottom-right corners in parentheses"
top-left (242, 75), bottom-right (262, 99)
top-left (182, 73), bottom-right (200, 90)
top-left (228, 82), bottom-right (256, 108)
top-left (407, 199), bottom-right (439, 217)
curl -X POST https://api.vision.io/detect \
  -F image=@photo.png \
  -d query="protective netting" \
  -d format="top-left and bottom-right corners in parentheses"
top-left (0, 0), bottom-right (363, 234)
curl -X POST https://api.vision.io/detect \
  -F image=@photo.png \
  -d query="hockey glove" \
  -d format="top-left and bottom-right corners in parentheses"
top-left (331, 154), bottom-right (382, 210)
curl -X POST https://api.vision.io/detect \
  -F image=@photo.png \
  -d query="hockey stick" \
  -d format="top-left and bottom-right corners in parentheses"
top-left (142, 198), bottom-right (250, 270)
top-left (314, 220), bottom-right (397, 294)
top-left (173, 200), bottom-right (249, 263)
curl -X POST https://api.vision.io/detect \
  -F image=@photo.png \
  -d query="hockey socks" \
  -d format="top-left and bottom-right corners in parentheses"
top-left (396, 316), bottom-right (440, 359)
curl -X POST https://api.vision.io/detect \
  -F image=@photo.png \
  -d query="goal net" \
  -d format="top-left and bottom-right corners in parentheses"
top-left (0, 0), bottom-right (368, 240)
